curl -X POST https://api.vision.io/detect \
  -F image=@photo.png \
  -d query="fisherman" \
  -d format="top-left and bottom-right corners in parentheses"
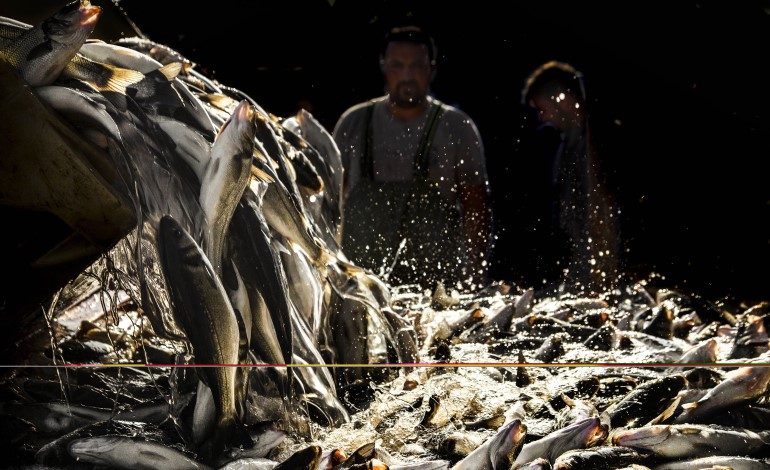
top-left (516, 61), bottom-right (619, 293)
top-left (333, 26), bottom-right (491, 288)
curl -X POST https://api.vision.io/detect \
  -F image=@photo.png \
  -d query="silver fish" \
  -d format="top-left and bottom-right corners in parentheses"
top-left (514, 418), bottom-right (607, 466)
top-left (0, 0), bottom-right (99, 86)
top-left (220, 458), bottom-right (278, 470)
top-left (612, 424), bottom-right (770, 459)
top-left (452, 419), bottom-right (527, 469)
top-left (68, 435), bottom-right (210, 470)
top-left (199, 100), bottom-right (255, 275)
top-left (674, 366), bottom-right (770, 423)
top-left (157, 215), bottom-right (240, 454)
top-left (653, 455), bottom-right (770, 470)
top-left (552, 446), bottom-right (651, 470)
top-left (34, 85), bottom-right (121, 148)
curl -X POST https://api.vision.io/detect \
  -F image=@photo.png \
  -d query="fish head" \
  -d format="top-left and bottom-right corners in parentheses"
top-left (612, 425), bottom-right (671, 448)
top-left (158, 215), bottom-right (212, 276)
top-left (216, 100), bottom-right (257, 156)
top-left (576, 417), bottom-right (607, 447)
top-left (42, 0), bottom-right (101, 47)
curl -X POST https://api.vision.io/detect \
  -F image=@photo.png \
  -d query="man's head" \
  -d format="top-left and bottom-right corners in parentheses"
top-left (522, 61), bottom-right (586, 131)
top-left (380, 26), bottom-right (436, 109)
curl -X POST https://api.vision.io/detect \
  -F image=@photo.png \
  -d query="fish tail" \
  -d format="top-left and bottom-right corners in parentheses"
top-left (100, 67), bottom-right (144, 94)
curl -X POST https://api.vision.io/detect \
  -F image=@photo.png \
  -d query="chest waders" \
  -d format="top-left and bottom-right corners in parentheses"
top-left (342, 101), bottom-right (467, 287)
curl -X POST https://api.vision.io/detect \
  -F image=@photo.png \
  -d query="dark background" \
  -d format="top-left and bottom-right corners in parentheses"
top-left (5, 0), bottom-right (769, 300)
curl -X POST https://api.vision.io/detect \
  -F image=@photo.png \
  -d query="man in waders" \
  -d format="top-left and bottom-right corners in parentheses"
top-left (333, 26), bottom-right (491, 288)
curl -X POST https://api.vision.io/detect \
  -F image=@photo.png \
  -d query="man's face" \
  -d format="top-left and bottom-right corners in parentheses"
top-left (530, 87), bottom-right (583, 131)
top-left (382, 41), bottom-right (432, 109)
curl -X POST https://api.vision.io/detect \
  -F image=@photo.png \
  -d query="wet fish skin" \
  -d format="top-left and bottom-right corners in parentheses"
top-left (200, 100), bottom-right (256, 276)
top-left (606, 375), bottom-right (686, 428)
top-left (653, 455), bottom-right (770, 470)
top-left (219, 457), bottom-right (277, 470)
top-left (675, 339), bottom-right (717, 366)
top-left (389, 462), bottom-right (449, 470)
top-left (552, 446), bottom-right (651, 470)
top-left (155, 117), bottom-right (212, 183)
top-left (535, 332), bottom-right (567, 363)
top-left (296, 108), bottom-right (344, 201)
top-left (257, 156), bottom-right (325, 262)
top-left (79, 40), bottom-right (163, 73)
top-left (612, 424), bottom-right (770, 459)
top-left (513, 417), bottom-right (607, 466)
top-left (583, 324), bottom-right (617, 351)
top-left (0, 0), bottom-right (99, 86)
top-left (34, 85), bottom-right (121, 148)
top-left (35, 420), bottom-right (144, 466)
top-left (465, 289), bottom-right (534, 342)
top-left (515, 457), bottom-right (552, 469)
top-left (452, 419), bottom-right (527, 470)
top-left (274, 445), bottom-right (321, 470)
top-left (555, 396), bottom-right (598, 428)
top-left (157, 215), bottom-right (240, 453)
top-left (224, 423), bottom-right (286, 461)
top-left (68, 435), bottom-right (210, 470)
top-left (673, 366), bottom-right (770, 424)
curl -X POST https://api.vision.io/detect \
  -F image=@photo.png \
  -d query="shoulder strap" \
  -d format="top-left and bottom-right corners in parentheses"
top-left (414, 101), bottom-right (446, 178)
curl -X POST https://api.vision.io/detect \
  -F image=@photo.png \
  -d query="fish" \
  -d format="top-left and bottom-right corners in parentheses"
top-left (515, 458), bottom-right (552, 469)
top-left (157, 215), bottom-right (241, 456)
top-left (675, 339), bottom-right (718, 366)
top-left (155, 116), bottom-right (212, 182)
top-left (464, 289), bottom-right (534, 342)
top-left (606, 375), bottom-right (686, 428)
top-left (535, 332), bottom-right (567, 363)
top-left (612, 424), bottom-right (770, 459)
top-left (452, 419), bottom-right (527, 469)
top-left (653, 455), bottom-right (770, 470)
top-left (0, 0), bottom-right (101, 86)
top-left (199, 100), bottom-right (255, 276)
top-left (336, 442), bottom-right (376, 468)
top-left (673, 366), bottom-right (770, 424)
top-left (219, 458), bottom-right (277, 470)
top-left (272, 445), bottom-right (321, 470)
top-left (68, 435), bottom-right (210, 470)
top-left (389, 462), bottom-right (449, 470)
top-left (34, 85), bottom-right (121, 149)
top-left (439, 432), bottom-right (485, 458)
top-left (229, 189), bottom-right (294, 367)
top-left (555, 395), bottom-right (598, 428)
top-left (255, 151), bottom-right (326, 263)
top-left (79, 40), bottom-right (164, 73)
top-left (582, 324), bottom-right (617, 351)
top-left (295, 108), bottom-right (344, 202)
top-left (513, 418), bottom-right (607, 466)
top-left (552, 446), bottom-right (651, 470)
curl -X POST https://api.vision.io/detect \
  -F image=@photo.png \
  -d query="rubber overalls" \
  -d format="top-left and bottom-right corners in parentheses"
top-left (342, 100), bottom-right (467, 287)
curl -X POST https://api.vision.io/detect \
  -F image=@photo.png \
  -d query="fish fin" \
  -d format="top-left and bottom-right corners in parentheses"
top-left (97, 67), bottom-right (144, 94)
top-left (250, 165), bottom-right (275, 183)
top-left (158, 62), bottom-right (182, 81)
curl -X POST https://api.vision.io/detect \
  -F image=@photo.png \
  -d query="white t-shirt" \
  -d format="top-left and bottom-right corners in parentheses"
top-left (333, 95), bottom-right (488, 205)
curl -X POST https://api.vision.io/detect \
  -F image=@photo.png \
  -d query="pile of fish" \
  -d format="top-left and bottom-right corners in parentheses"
top-left (1, 0), bottom-right (416, 465)
top-left (2, 1), bottom-right (770, 469)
